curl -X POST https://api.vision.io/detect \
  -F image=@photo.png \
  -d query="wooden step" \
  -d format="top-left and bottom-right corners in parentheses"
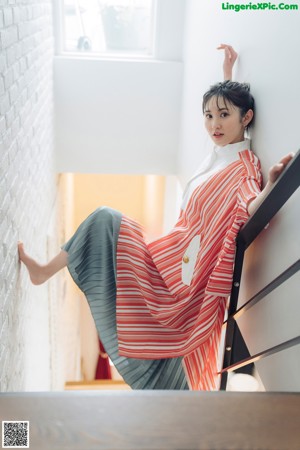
top-left (1, 391), bottom-right (299, 449)
top-left (65, 380), bottom-right (131, 390)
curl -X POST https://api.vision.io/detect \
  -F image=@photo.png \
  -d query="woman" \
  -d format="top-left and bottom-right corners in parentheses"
top-left (18, 45), bottom-right (293, 390)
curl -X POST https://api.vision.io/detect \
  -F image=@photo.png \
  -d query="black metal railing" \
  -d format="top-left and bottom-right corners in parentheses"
top-left (220, 149), bottom-right (300, 390)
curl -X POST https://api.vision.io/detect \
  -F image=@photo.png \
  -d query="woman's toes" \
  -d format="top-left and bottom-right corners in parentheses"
top-left (18, 242), bottom-right (24, 254)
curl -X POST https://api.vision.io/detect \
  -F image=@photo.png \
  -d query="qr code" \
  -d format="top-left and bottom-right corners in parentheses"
top-left (2, 421), bottom-right (29, 448)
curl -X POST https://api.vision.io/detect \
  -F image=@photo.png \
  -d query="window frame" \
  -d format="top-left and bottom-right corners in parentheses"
top-left (53, 0), bottom-right (159, 60)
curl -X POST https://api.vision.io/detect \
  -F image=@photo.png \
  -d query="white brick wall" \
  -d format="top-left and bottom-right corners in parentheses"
top-left (0, 1), bottom-right (57, 391)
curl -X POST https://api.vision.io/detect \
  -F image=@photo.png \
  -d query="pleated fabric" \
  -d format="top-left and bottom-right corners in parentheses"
top-left (62, 207), bottom-right (188, 390)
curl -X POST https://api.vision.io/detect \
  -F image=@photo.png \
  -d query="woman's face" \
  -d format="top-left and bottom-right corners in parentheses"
top-left (204, 96), bottom-right (251, 147)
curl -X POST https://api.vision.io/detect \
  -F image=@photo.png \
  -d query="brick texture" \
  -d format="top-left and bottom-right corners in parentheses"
top-left (0, 1), bottom-right (58, 391)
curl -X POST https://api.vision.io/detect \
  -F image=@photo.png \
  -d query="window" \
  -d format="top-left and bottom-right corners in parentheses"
top-left (61, 0), bottom-right (156, 57)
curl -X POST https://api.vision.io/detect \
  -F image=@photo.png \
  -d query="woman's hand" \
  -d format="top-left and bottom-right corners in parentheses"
top-left (217, 44), bottom-right (238, 81)
top-left (247, 152), bottom-right (295, 216)
top-left (267, 152), bottom-right (294, 184)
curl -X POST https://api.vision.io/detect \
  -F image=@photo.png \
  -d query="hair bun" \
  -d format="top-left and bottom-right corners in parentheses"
top-left (240, 82), bottom-right (250, 92)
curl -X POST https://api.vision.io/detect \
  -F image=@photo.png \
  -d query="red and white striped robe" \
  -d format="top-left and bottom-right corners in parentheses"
top-left (116, 150), bottom-right (262, 390)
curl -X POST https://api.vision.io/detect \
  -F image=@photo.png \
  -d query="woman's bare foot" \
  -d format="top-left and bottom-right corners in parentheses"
top-left (18, 242), bottom-right (49, 285)
top-left (18, 243), bottom-right (68, 285)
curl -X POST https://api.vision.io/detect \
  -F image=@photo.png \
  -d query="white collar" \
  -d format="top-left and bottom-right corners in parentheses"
top-left (182, 139), bottom-right (251, 200)
top-left (193, 139), bottom-right (251, 177)
top-left (214, 139), bottom-right (251, 159)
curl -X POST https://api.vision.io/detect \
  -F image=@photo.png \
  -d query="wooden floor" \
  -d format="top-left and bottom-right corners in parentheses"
top-left (0, 391), bottom-right (299, 449)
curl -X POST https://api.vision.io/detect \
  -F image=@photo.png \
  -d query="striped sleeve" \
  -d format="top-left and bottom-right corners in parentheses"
top-left (237, 150), bottom-right (263, 218)
top-left (237, 175), bottom-right (262, 219)
top-left (205, 174), bottom-right (262, 297)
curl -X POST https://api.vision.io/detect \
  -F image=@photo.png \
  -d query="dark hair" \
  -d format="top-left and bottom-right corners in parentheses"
top-left (202, 80), bottom-right (255, 128)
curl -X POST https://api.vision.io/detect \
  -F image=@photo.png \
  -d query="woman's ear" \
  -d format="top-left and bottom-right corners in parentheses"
top-left (242, 109), bottom-right (254, 128)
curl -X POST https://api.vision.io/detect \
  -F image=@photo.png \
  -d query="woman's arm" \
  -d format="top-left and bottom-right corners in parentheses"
top-left (247, 153), bottom-right (295, 216)
top-left (217, 43), bottom-right (238, 80)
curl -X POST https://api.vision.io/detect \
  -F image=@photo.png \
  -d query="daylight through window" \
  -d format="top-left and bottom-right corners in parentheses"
top-left (62, 0), bottom-right (155, 56)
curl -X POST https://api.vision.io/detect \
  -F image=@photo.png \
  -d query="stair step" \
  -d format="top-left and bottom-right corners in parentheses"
top-left (1, 391), bottom-right (299, 449)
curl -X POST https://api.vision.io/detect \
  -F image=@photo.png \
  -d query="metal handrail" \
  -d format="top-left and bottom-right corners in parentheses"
top-left (220, 149), bottom-right (300, 390)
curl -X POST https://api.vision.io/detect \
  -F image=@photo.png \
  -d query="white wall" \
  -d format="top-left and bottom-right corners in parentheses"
top-left (179, 0), bottom-right (300, 390)
top-left (179, 0), bottom-right (300, 183)
top-left (54, 58), bottom-right (183, 174)
top-left (54, 0), bottom-right (186, 175)
top-left (0, 1), bottom-right (84, 393)
top-left (0, 1), bottom-right (56, 391)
